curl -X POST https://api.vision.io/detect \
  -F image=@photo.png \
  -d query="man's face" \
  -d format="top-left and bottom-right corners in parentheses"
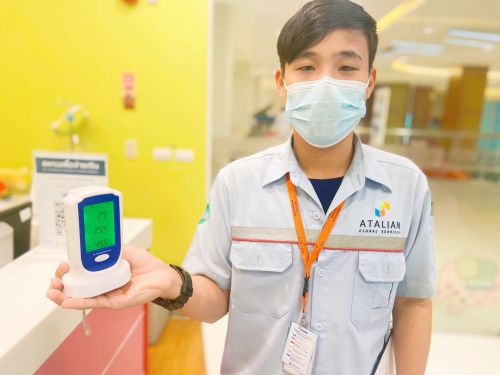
top-left (276, 29), bottom-right (376, 103)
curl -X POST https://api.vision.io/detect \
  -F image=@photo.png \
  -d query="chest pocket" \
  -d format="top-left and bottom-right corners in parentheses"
top-left (229, 241), bottom-right (293, 318)
top-left (351, 251), bottom-right (406, 330)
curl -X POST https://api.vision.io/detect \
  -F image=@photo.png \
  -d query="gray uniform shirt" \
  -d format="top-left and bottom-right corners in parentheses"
top-left (183, 135), bottom-right (436, 375)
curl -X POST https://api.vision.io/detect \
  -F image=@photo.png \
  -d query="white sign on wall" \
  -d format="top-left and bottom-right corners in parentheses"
top-left (33, 151), bottom-right (108, 249)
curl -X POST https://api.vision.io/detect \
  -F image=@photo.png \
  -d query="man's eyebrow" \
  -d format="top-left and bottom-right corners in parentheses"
top-left (335, 50), bottom-right (363, 61)
top-left (295, 51), bottom-right (318, 60)
top-left (295, 50), bottom-right (363, 62)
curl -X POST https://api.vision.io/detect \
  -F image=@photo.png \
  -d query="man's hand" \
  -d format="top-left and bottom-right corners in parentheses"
top-left (46, 244), bottom-right (182, 310)
top-left (392, 296), bottom-right (432, 375)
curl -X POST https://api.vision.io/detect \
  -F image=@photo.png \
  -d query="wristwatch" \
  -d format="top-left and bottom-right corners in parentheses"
top-left (151, 264), bottom-right (193, 311)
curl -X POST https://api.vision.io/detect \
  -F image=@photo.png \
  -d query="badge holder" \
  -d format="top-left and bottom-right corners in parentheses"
top-left (281, 321), bottom-right (318, 375)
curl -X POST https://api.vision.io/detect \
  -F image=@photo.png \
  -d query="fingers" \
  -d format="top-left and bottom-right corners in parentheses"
top-left (55, 262), bottom-right (70, 279)
top-left (120, 244), bottom-right (136, 264)
top-left (46, 290), bottom-right (104, 310)
top-left (47, 276), bottom-right (67, 306)
top-left (122, 243), bottom-right (137, 254)
top-left (46, 288), bottom-right (69, 306)
top-left (48, 263), bottom-right (69, 307)
top-left (121, 244), bottom-right (147, 263)
top-left (47, 274), bottom-right (102, 310)
top-left (60, 295), bottom-right (110, 310)
top-left (60, 297), bottom-right (95, 310)
top-left (47, 288), bottom-right (109, 310)
top-left (50, 277), bottom-right (64, 292)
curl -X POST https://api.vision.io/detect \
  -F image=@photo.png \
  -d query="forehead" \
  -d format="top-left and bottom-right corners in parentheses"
top-left (297, 29), bottom-right (369, 59)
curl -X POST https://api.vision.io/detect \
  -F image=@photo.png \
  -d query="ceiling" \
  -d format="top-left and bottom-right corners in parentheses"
top-left (215, 0), bottom-right (500, 90)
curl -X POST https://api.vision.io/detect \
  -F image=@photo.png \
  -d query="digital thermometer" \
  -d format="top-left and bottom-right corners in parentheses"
top-left (62, 186), bottom-right (131, 298)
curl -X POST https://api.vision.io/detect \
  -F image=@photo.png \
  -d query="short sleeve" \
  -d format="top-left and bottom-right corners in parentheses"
top-left (396, 179), bottom-right (437, 298)
top-left (182, 171), bottom-right (232, 290)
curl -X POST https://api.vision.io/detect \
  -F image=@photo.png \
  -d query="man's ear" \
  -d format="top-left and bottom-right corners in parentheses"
top-left (275, 67), bottom-right (286, 99)
top-left (365, 67), bottom-right (377, 101)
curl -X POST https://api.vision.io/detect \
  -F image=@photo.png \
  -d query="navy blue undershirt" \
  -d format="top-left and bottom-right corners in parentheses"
top-left (309, 177), bottom-right (344, 214)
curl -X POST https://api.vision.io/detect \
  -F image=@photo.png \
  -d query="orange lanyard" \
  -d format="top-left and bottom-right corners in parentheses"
top-left (286, 173), bottom-right (345, 324)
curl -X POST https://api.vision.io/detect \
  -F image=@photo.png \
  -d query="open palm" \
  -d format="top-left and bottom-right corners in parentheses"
top-left (47, 244), bottom-right (173, 310)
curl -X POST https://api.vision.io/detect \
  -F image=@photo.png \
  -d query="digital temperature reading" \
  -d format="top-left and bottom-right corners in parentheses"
top-left (83, 201), bottom-right (116, 252)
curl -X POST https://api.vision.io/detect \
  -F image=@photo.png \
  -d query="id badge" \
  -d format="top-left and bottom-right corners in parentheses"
top-left (281, 322), bottom-right (318, 375)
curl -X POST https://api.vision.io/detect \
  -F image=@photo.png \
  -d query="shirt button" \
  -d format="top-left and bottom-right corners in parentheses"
top-left (315, 323), bottom-right (323, 331)
top-left (318, 269), bottom-right (325, 277)
top-left (312, 212), bottom-right (321, 220)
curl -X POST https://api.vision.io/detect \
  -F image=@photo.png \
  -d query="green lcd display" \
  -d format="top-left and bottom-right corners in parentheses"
top-left (83, 201), bottom-right (116, 252)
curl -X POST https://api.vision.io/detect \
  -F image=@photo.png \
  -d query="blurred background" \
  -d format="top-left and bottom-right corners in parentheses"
top-left (209, 0), bottom-right (500, 373)
top-left (212, 0), bottom-right (500, 337)
top-left (0, 0), bottom-right (499, 374)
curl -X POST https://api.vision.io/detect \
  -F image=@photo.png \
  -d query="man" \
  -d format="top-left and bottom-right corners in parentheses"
top-left (48, 1), bottom-right (436, 374)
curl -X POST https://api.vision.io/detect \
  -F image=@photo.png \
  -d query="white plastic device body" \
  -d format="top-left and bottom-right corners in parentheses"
top-left (62, 186), bottom-right (131, 298)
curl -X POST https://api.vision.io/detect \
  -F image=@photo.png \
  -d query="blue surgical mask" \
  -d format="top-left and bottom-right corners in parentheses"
top-left (284, 76), bottom-right (369, 148)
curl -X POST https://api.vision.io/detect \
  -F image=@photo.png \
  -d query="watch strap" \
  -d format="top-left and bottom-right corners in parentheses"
top-left (151, 264), bottom-right (193, 311)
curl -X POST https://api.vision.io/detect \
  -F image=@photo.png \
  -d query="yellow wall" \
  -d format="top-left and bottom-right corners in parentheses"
top-left (0, 0), bottom-right (208, 264)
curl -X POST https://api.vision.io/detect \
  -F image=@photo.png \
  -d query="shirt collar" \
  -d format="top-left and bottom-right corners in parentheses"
top-left (261, 137), bottom-right (293, 187)
top-left (261, 134), bottom-right (393, 193)
top-left (357, 135), bottom-right (393, 192)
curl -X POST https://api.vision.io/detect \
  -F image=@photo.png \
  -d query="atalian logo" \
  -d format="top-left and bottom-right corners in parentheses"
top-left (359, 201), bottom-right (400, 234)
top-left (375, 201), bottom-right (391, 217)
top-left (199, 204), bottom-right (210, 224)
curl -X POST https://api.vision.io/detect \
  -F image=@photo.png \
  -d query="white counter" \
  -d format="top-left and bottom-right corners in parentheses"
top-left (0, 194), bottom-right (30, 214)
top-left (0, 218), bottom-right (152, 375)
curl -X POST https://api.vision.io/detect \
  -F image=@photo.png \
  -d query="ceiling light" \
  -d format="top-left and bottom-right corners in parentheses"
top-left (391, 60), bottom-right (500, 80)
top-left (489, 71), bottom-right (500, 80)
top-left (391, 59), bottom-right (450, 77)
top-left (449, 28), bottom-right (500, 42)
top-left (446, 38), bottom-right (495, 51)
top-left (378, 0), bottom-right (427, 33)
top-left (485, 87), bottom-right (500, 100)
top-left (391, 40), bottom-right (443, 57)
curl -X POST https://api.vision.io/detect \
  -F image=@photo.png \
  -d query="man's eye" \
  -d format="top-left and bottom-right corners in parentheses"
top-left (299, 66), bottom-right (314, 71)
top-left (339, 66), bottom-right (355, 71)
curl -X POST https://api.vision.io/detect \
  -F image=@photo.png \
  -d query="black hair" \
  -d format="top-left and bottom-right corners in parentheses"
top-left (277, 0), bottom-right (378, 73)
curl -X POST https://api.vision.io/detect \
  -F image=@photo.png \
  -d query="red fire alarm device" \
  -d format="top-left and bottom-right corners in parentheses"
top-left (123, 72), bottom-right (135, 109)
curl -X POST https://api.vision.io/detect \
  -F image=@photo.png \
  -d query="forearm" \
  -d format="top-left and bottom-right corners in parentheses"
top-left (160, 266), bottom-right (229, 323)
top-left (392, 297), bottom-right (432, 375)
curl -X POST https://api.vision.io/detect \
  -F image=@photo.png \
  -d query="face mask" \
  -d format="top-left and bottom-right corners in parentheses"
top-left (284, 76), bottom-right (369, 148)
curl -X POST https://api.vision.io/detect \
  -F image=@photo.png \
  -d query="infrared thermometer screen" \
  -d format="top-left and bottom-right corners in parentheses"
top-left (83, 201), bottom-right (116, 252)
